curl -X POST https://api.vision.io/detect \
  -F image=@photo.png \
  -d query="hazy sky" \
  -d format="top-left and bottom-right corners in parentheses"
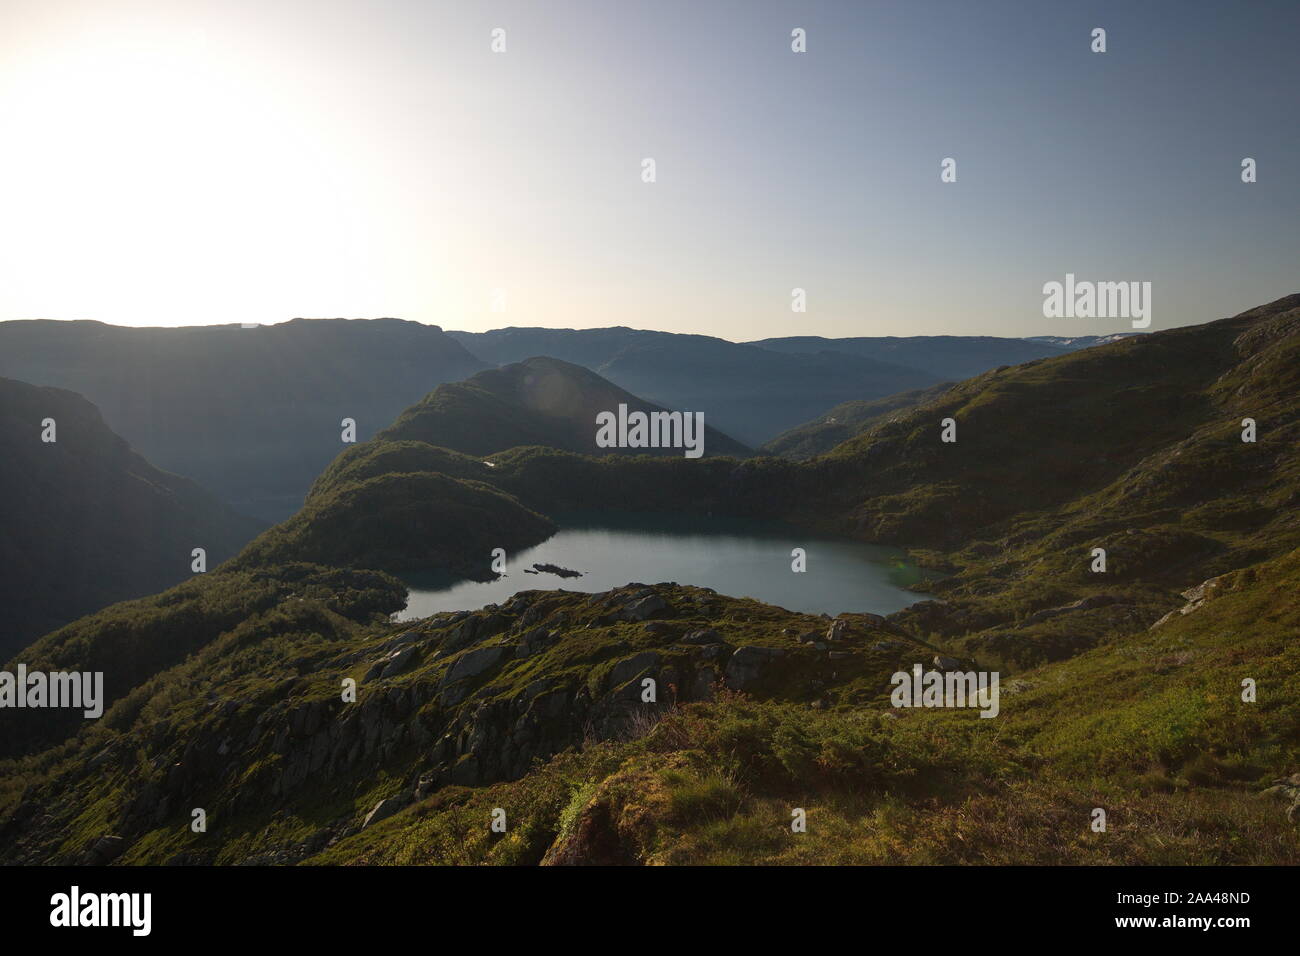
top-left (1, 0), bottom-right (1296, 338)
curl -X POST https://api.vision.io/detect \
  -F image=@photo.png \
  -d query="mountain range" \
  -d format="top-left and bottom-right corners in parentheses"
top-left (2, 294), bottom-right (1295, 865)
top-left (0, 319), bottom-right (1100, 526)
top-left (0, 318), bottom-right (488, 523)
top-left (447, 327), bottom-right (938, 444)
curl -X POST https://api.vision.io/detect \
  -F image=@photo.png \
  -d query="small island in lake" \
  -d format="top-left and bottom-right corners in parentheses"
top-left (524, 562), bottom-right (584, 578)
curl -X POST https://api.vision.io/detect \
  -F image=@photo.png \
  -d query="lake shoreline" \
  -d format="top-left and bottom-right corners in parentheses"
top-left (396, 511), bottom-right (928, 620)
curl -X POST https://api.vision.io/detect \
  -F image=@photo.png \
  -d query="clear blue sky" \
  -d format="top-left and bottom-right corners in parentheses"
top-left (0, 0), bottom-right (1295, 337)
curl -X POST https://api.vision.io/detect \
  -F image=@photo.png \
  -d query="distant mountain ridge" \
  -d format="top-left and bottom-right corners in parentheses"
top-left (0, 377), bottom-right (263, 658)
top-left (0, 318), bottom-right (488, 522)
top-left (0, 317), bottom-right (1148, 525)
top-left (446, 326), bottom-right (939, 445)
top-left (449, 326), bottom-right (1148, 446)
top-left (747, 334), bottom-right (1073, 380)
top-left (1023, 333), bottom-right (1146, 348)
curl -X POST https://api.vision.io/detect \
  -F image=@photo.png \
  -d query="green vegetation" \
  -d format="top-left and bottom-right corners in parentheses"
top-left (760, 382), bottom-right (954, 460)
top-left (377, 355), bottom-right (749, 458)
top-left (233, 472), bottom-right (556, 577)
top-left (2, 294), bottom-right (1298, 865)
top-left (307, 546), bottom-right (1300, 865)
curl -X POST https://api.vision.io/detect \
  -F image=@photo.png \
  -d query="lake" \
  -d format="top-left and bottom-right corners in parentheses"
top-left (396, 511), bottom-right (927, 620)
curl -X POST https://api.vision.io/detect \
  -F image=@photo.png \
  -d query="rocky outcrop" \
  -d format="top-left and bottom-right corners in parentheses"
top-left (1260, 772), bottom-right (1300, 824)
top-left (1150, 575), bottom-right (1232, 629)
top-left (1026, 594), bottom-right (1121, 624)
top-left (0, 581), bottom-right (929, 865)
top-left (724, 646), bottom-right (786, 691)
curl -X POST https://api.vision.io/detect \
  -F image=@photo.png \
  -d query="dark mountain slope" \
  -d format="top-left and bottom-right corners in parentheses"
top-left (0, 563), bottom-right (404, 760)
top-left (0, 377), bottom-right (264, 658)
top-left (446, 327), bottom-right (937, 445)
top-left (807, 294), bottom-right (1300, 664)
top-left (760, 382), bottom-right (955, 460)
top-left (822, 295), bottom-right (1300, 552)
top-left (0, 318), bottom-right (487, 522)
top-left (235, 358), bottom-right (745, 579)
top-left (377, 356), bottom-right (749, 458)
top-left (747, 334), bottom-right (1073, 380)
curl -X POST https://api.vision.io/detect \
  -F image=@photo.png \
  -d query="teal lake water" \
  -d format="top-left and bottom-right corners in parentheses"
top-left (396, 511), bottom-right (926, 620)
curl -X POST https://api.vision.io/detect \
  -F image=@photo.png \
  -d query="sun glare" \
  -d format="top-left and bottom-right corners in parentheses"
top-left (0, 18), bottom-right (394, 326)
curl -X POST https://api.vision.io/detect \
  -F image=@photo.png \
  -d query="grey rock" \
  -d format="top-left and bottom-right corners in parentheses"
top-left (443, 645), bottom-right (508, 686)
top-left (681, 628), bottom-right (722, 645)
top-left (380, 645), bottom-right (419, 679)
top-left (620, 594), bottom-right (669, 622)
top-left (1027, 594), bottom-right (1121, 625)
top-left (514, 626), bottom-right (556, 659)
top-left (608, 651), bottom-right (661, 688)
top-left (362, 793), bottom-right (410, 829)
top-left (724, 645), bottom-right (786, 691)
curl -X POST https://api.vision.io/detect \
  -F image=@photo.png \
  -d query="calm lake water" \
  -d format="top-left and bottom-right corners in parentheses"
top-left (396, 511), bottom-right (926, 620)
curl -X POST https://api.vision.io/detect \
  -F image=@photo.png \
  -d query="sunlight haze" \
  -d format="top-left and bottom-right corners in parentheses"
top-left (1, 0), bottom-right (1296, 337)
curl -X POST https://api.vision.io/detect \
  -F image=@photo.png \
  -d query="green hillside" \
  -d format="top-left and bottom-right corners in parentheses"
top-left (378, 356), bottom-right (750, 458)
top-left (760, 382), bottom-right (955, 460)
top-left (2, 294), bottom-right (1297, 866)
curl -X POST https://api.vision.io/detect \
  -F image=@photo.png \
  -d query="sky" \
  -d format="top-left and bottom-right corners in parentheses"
top-left (0, 0), bottom-right (1296, 339)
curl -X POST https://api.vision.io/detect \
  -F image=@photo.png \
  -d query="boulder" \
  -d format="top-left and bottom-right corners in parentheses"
top-left (608, 652), bottom-right (662, 688)
top-left (380, 645), bottom-right (419, 679)
top-left (620, 594), bottom-right (669, 622)
top-left (362, 793), bottom-right (410, 829)
top-left (443, 645), bottom-right (509, 686)
top-left (724, 646), bottom-right (786, 691)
